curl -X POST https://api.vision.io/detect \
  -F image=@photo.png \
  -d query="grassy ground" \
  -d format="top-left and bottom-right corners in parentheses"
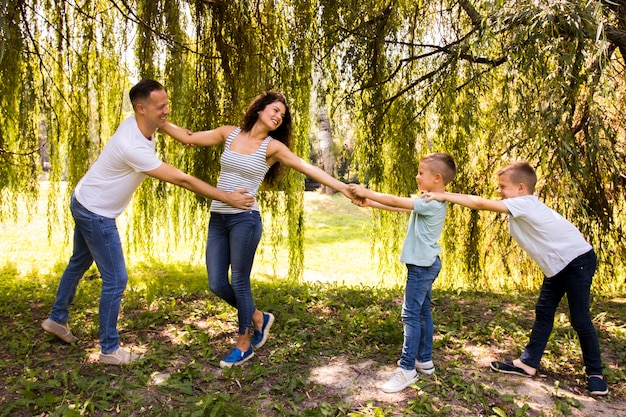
top-left (1, 186), bottom-right (625, 416)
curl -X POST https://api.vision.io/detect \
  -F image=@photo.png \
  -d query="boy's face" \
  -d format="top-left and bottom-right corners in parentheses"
top-left (416, 162), bottom-right (438, 192)
top-left (497, 173), bottom-right (524, 199)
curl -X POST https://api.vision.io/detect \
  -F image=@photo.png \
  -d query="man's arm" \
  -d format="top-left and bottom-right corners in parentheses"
top-left (145, 163), bottom-right (254, 210)
top-left (423, 191), bottom-right (509, 213)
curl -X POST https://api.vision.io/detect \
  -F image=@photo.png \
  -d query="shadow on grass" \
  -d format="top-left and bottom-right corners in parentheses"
top-left (1, 263), bottom-right (625, 416)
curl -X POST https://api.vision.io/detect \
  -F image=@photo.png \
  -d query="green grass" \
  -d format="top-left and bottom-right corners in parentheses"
top-left (1, 185), bottom-right (625, 416)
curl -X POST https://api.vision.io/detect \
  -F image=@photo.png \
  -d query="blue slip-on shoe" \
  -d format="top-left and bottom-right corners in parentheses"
top-left (490, 361), bottom-right (534, 377)
top-left (588, 376), bottom-right (609, 396)
top-left (251, 312), bottom-right (275, 349)
top-left (219, 347), bottom-right (254, 368)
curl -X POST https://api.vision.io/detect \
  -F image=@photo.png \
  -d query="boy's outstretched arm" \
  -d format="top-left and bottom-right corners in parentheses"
top-left (423, 192), bottom-right (509, 214)
top-left (348, 184), bottom-right (413, 212)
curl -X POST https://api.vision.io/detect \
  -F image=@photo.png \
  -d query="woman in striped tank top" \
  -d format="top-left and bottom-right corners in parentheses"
top-left (161, 92), bottom-right (355, 368)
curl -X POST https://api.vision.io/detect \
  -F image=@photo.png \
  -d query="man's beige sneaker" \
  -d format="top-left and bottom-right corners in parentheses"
top-left (42, 318), bottom-right (78, 343)
top-left (99, 348), bottom-right (143, 365)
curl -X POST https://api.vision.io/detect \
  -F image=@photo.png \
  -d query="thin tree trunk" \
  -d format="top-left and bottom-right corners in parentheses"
top-left (317, 106), bottom-right (335, 195)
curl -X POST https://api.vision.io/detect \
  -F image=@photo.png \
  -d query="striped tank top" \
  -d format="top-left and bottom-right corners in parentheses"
top-left (210, 127), bottom-right (271, 214)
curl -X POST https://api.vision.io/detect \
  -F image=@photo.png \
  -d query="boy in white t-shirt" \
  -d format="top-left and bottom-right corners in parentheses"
top-left (41, 80), bottom-right (254, 365)
top-left (424, 161), bottom-right (608, 396)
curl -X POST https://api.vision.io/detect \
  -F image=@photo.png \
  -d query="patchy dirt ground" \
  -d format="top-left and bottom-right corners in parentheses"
top-left (304, 353), bottom-right (626, 416)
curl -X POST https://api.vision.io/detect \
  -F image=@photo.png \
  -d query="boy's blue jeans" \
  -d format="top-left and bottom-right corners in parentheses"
top-left (49, 194), bottom-right (128, 354)
top-left (399, 257), bottom-right (441, 370)
top-left (206, 211), bottom-right (262, 335)
top-left (520, 249), bottom-right (603, 375)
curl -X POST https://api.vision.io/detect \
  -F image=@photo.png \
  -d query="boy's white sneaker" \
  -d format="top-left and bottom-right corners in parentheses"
top-left (99, 348), bottom-right (143, 365)
top-left (396, 359), bottom-right (435, 375)
top-left (416, 360), bottom-right (435, 375)
top-left (382, 367), bottom-right (418, 393)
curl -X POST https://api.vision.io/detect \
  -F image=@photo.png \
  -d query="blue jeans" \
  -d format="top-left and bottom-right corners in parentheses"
top-left (206, 211), bottom-right (262, 335)
top-left (399, 257), bottom-right (441, 370)
top-left (49, 194), bottom-right (128, 353)
top-left (520, 249), bottom-right (603, 375)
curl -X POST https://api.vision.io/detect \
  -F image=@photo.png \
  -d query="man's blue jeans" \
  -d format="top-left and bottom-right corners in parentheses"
top-left (49, 194), bottom-right (128, 353)
top-left (399, 257), bottom-right (441, 370)
top-left (206, 211), bottom-right (262, 335)
top-left (520, 249), bottom-right (603, 375)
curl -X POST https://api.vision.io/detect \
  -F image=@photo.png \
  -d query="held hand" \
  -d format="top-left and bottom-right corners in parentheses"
top-left (350, 197), bottom-right (370, 207)
top-left (228, 189), bottom-right (255, 210)
top-left (183, 129), bottom-right (195, 147)
top-left (339, 185), bottom-right (355, 201)
top-left (348, 183), bottom-right (367, 198)
top-left (422, 191), bottom-right (444, 202)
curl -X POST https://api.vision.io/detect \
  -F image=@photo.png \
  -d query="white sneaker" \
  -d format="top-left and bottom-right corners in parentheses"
top-left (396, 359), bottom-right (435, 375)
top-left (416, 360), bottom-right (435, 375)
top-left (99, 348), bottom-right (143, 365)
top-left (382, 367), bottom-right (418, 393)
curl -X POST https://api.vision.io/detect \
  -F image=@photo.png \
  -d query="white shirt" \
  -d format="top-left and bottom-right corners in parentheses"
top-left (74, 116), bottom-right (162, 218)
top-left (503, 195), bottom-right (592, 277)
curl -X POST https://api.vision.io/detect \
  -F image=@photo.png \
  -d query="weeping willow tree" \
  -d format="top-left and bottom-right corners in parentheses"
top-left (315, 0), bottom-right (626, 289)
top-left (1, 0), bottom-right (315, 279)
top-left (1, 0), bottom-right (625, 287)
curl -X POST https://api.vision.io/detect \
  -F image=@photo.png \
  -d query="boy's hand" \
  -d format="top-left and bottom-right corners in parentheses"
top-left (422, 191), bottom-right (445, 202)
top-left (348, 183), bottom-right (368, 198)
top-left (350, 197), bottom-right (371, 207)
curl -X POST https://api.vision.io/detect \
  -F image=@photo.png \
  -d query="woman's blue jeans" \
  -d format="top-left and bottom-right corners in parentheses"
top-left (520, 249), bottom-right (603, 375)
top-left (399, 257), bottom-right (441, 370)
top-left (49, 194), bottom-right (128, 353)
top-left (206, 211), bottom-right (262, 335)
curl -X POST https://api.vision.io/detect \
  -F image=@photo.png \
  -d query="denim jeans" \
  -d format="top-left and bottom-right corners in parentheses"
top-left (520, 249), bottom-right (603, 375)
top-left (206, 211), bottom-right (262, 335)
top-left (399, 257), bottom-right (441, 370)
top-left (49, 194), bottom-right (128, 353)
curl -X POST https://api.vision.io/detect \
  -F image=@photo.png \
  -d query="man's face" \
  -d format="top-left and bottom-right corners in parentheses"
top-left (139, 89), bottom-right (170, 131)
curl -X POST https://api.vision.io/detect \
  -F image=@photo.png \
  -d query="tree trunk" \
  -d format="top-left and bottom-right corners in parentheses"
top-left (317, 107), bottom-right (335, 195)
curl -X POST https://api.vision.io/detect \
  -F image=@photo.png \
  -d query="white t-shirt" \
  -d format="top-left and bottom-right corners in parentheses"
top-left (74, 116), bottom-right (162, 218)
top-left (503, 195), bottom-right (592, 278)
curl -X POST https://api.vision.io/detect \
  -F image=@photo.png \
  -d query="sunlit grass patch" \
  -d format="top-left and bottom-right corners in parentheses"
top-left (2, 186), bottom-right (626, 416)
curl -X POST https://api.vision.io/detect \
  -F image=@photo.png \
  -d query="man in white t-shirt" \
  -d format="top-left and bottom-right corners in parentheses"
top-left (424, 161), bottom-right (608, 396)
top-left (41, 79), bottom-right (254, 365)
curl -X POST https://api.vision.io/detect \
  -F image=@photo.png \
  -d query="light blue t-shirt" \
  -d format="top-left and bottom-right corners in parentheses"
top-left (400, 197), bottom-right (447, 267)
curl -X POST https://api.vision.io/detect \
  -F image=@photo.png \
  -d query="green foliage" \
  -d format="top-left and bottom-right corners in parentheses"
top-left (1, 192), bottom-right (626, 416)
top-left (1, 0), bottom-right (625, 285)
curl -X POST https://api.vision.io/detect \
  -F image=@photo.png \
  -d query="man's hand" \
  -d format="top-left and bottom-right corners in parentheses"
top-left (226, 189), bottom-right (255, 210)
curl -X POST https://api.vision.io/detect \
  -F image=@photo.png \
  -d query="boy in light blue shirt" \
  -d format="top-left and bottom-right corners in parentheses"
top-left (349, 152), bottom-right (457, 393)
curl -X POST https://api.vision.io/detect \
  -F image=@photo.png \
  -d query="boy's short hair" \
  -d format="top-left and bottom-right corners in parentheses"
top-left (421, 152), bottom-right (457, 185)
top-left (497, 161), bottom-right (537, 193)
top-left (129, 79), bottom-right (165, 109)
